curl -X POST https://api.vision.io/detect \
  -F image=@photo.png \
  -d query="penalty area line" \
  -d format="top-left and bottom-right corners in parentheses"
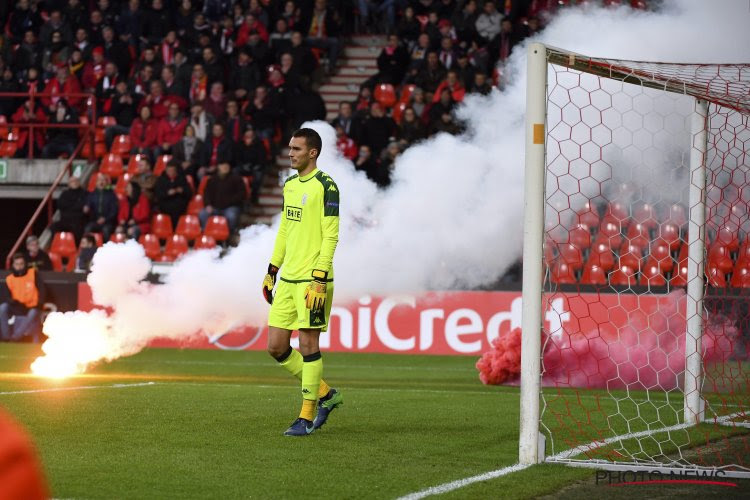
top-left (0, 381), bottom-right (157, 395)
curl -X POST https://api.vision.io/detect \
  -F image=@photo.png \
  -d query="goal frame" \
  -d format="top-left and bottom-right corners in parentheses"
top-left (518, 42), bottom-right (750, 479)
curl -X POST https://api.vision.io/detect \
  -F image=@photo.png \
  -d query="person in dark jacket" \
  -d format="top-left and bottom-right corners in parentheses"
top-left (359, 102), bottom-right (396, 156)
top-left (154, 162), bottom-right (192, 228)
top-left (50, 176), bottom-right (87, 241)
top-left (22, 235), bottom-right (52, 271)
top-left (233, 128), bottom-right (268, 203)
top-left (171, 125), bottom-right (204, 178)
top-left (83, 173), bottom-right (119, 241)
top-left (42, 100), bottom-right (78, 159)
top-left (199, 123), bottom-right (234, 180)
top-left (199, 161), bottom-right (244, 233)
top-left (0, 253), bottom-right (46, 342)
top-left (375, 35), bottom-right (410, 85)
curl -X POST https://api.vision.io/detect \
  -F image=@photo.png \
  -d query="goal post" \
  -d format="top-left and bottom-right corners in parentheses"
top-left (519, 43), bottom-right (750, 477)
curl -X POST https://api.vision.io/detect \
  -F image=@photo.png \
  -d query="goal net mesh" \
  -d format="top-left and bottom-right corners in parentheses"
top-left (539, 48), bottom-right (750, 473)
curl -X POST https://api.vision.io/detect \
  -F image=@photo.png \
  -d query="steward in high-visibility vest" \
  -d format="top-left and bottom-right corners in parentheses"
top-left (0, 253), bottom-right (46, 341)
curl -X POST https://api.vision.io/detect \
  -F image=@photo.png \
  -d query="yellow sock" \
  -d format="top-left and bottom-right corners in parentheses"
top-left (318, 380), bottom-right (331, 399)
top-left (299, 399), bottom-right (316, 421)
top-left (276, 347), bottom-right (330, 397)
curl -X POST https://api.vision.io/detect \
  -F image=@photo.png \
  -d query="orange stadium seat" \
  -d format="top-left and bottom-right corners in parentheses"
top-left (175, 215), bottom-right (202, 241)
top-left (194, 235), bottom-right (217, 250)
top-left (100, 153), bottom-right (124, 178)
top-left (588, 241), bottom-right (615, 271)
top-left (187, 194), bottom-right (204, 215)
top-left (581, 261), bottom-right (608, 285)
top-left (114, 173), bottom-right (133, 196)
top-left (198, 175), bottom-right (210, 196)
top-left (625, 222), bottom-right (651, 250)
top-left (374, 83), bottom-right (397, 108)
top-left (0, 132), bottom-right (18, 157)
top-left (138, 234), bottom-right (161, 260)
top-left (204, 215), bottom-right (230, 242)
top-left (50, 232), bottom-right (77, 259)
top-left (649, 239), bottom-right (673, 272)
top-left (48, 252), bottom-right (63, 272)
top-left (164, 234), bottom-right (189, 261)
top-left (151, 214), bottom-right (174, 240)
top-left (598, 217), bottom-right (622, 248)
top-left (154, 155), bottom-right (172, 176)
top-left (619, 242), bottom-right (643, 269)
top-left (657, 222), bottom-right (681, 250)
top-left (81, 140), bottom-right (106, 159)
top-left (568, 224), bottom-right (591, 251)
top-left (111, 134), bottom-right (132, 157)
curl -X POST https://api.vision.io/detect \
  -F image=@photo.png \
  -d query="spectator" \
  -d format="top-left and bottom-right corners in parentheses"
top-left (201, 47), bottom-right (224, 86)
top-left (414, 52), bottom-right (447, 95)
top-left (104, 81), bottom-right (138, 148)
top-left (14, 30), bottom-right (42, 73)
top-left (199, 160), bottom-right (245, 233)
top-left (72, 27), bottom-right (91, 59)
top-left (129, 106), bottom-right (159, 159)
top-left (285, 82), bottom-right (327, 131)
top-left (398, 107), bottom-right (425, 144)
top-left (269, 19), bottom-right (293, 57)
top-left (189, 63), bottom-right (209, 102)
top-left (74, 234), bottom-right (97, 273)
top-left (101, 25), bottom-right (130, 76)
top-left (175, 0), bottom-right (195, 36)
top-left (396, 6), bottom-right (420, 46)
top-left (330, 101), bottom-right (358, 139)
top-left (203, 0), bottom-right (233, 23)
top-left (116, 181), bottom-right (151, 240)
top-left (407, 33), bottom-right (431, 73)
top-left (138, 80), bottom-right (170, 120)
top-left (154, 162), bottom-right (191, 228)
top-left (189, 102), bottom-right (215, 142)
top-left (352, 86), bottom-right (373, 119)
top-left (288, 31), bottom-right (317, 77)
top-left (203, 82), bottom-right (228, 122)
top-left (453, 51), bottom-right (476, 89)
top-left (475, 1), bottom-right (502, 43)
top-left (489, 16), bottom-right (518, 64)
top-left (8, 2), bottom-right (43, 45)
top-left (117, 0), bottom-right (142, 49)
top-left (42, 65), bottom-right (82, 111)
top-left (66, 0), bottom-right (88, 30)
top-left (280, 0), bottom-right (302, 30)
top-left (243, 86), bottom-right (276, 140)
top-left (156, 102), bottom-right (188, 156)
top-left (243, 28), bottom-right (271, 69)
top-left (42, 30), bottom-right (70, 72)
top-left (374, 141), bottom-right (401, 187)
top-left (173, 49), bottom-right (193, 90)
top-left (200, 123), bottom-right (234, 179)
top-left (438, 37), bottom-right (458, 70)
top-left (354, 144), bottom-right (376, 177)
top-left (95, 62), bottom-right (121, 104)
top-left (81, 46), bottom-right (106, 91)
top-left (376, 34), bottom-right (410, 85)
top-left (428, 88), bottom-right (455, 125)
top-left (11, 100), bottom-right (46, 158)
top-left (234, 128), bottom-right (268, 203)
top-left (359, 102), bottom-right (396, 156)
top-left (39, 10), bottom-right (72, 46)
top-left (172, 125), bottom-right (204, 178)
top-left (50, 176), bottom-right (87, 241)
top-left (303, 0), bottom-right (341, 74)
top-left (42, 100), bottom-right (78, 159)
top-left (0, 253), bottom-right (46, 342)
top-left (470, 72), bottom-right (492, 95)
top-left (84, 174), bottom-right (119, 241)
top-left (23, 235), bottom-right (52, 271)
top-left (133, 157), bottom-right (158, 203)
top-left (432, 109), bottom-right (461, 135)
top-left (335, 124), bottom-right (357, 161)
top-left (230, 49), bottom-right (261, 100)
top-left (279, 52), bottom-right (302, 89)
top-left (433, 70), bottom-right (466, 103)
top-left (452, 0), bottom-right (479, 46)
top-left (0, 68), bottom-right (20, 117)
top-left (143, 0), bottom-right (173, 46)
top-left (162, 64), bottom-right (188, 101)
top-left (224, 100), bottom-right (246, 142)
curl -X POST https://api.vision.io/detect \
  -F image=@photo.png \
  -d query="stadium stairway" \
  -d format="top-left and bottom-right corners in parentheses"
top-left (245, 35), bottom-right (386, 226)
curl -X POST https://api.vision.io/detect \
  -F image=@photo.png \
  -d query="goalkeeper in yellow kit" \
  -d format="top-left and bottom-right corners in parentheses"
top-left (262, 128), bottom-right (343, 436)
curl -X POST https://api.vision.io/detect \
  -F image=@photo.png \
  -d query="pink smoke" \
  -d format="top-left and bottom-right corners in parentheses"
top-left (477, 291), bottom-right (741, 389)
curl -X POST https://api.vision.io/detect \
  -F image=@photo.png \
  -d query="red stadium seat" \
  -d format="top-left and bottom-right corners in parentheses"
top-left (109, 232), bottom-right (127, 243)
top-left (557, 242), bottom-right (583, 270)
top-left (576, 201), bottom-right (599, 230)
top-left (730, 261), bottom-right (750, 288)
top-left (605, 201), bottom-right (629, 224)
top-left (392, 102), bottom-right (407, 124)
top-left (657, 222), bottom-right (681, 250)
top-left (50, 232), bottom-right (77, 259)
top-left (619, 242), bottom-right (643, 269)
top-left (632, 202), bottom-right (657, 230)
top-left (715, 224), bottom-right (740, 252)
top-left (198, 175), bottom-right (211, 196)
top-left (649, 239), bottom-right (673, 272)
top-left (194, 235), bottom-right (217, 250)
top-left (568, 224), bottom-right (591, 251)
top-left (0, 133), bottom-right (18, 157)
top-left (609, 264), bottom-right (637, 286)
top-left (187, 195), bottom-right (204, 216)
top-left (737, 241), bottom-right (750, 267)
top-left (81, 140), bottom-right (106, 159)
top-left (665, 203), bottom-right (687, 227)
top-left (0, 115), bottom-right (8, 136)
top-left (706, 264), bottom-right (727, 288)
top-left (175, 215), bottom-right (202, 241)
top-left (204, 215), bottom-right (230, 242)
top-left (138, 234), bottom-right (161, 260)
top-left (90, 233), bottom-right (103, 247)
top-left (164, 234), bottom-right (189, 261)
top-left (151, 213), bottom-right (174, 240)
top-left (374, 83), bottom-right (397, 108)
top-left (100, 153), bottom-right (124, 178)
top-left (588, 241), bottom-right (615, 271)
top-left (399, 84), bottom-right (417, 103)
top-left (550, 260), bottom-right (577, 284)
top-left (154, 155), bottom-right (172, 176)
top-left (598, 216), bottom-right (622, 248)
top-left (114, 173), bottom-right (133, 196)
top-left (48, 252), bottom-right (63, 272)
top-left (581, 261), bottom-right (608, 285)
top-left (708, 244), bottom-right (733, 274)
top-left (671, 261), bottom-right (688, 287)
top-left (111, 134), bottom-right (132, 157)
top-left (97, 116), bottom-right (117, 127)
top-left (127, 153), bottom-right (148, 175)
top-left (639, 259), bottom-right (666, 287)
top-left (625, 222), bottom-right (651, 250)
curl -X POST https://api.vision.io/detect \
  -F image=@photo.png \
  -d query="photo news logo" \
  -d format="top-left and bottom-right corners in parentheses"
top-left (595, 469), bottom-right (738, 487)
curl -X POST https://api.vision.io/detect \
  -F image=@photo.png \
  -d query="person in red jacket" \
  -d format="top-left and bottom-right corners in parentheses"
top-left (129, 106), bottom-right (159, 159)
top-left (155, 102), bottom-right (188, 157)
top-left (81, 46), bottom-right (107, 91)
top-left (41, 65), bottom-right (82, 111)
top-left (432, 70), bottom-right (466, 104)
top-left (11, 100), bottom-right (47, 158)
top-left (115, 181), bottom-right (151, 240)
top-left (137, 80), bottom-right (169, 120)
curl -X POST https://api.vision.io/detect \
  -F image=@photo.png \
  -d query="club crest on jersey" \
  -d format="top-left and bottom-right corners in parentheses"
top-left (286, 206), bottom-right (302, 222)
top-left (301, 193), bottom-right (308, 206)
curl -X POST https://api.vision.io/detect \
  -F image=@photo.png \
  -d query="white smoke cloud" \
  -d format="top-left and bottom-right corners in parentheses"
top-left (33, 0), bottom-right (750, 371)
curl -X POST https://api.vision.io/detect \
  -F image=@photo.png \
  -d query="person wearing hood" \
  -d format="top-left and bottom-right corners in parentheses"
top-left (116, 181), bottom-right (151, 240)
top-left (0, 253), bottom-right (46, 342)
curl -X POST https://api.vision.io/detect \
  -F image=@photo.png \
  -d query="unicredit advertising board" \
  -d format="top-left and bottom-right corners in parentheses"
top-left (77, 283), bottom-right (663, 356)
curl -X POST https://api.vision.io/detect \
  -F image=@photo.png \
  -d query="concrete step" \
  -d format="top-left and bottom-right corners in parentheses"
top-left (349, 35), bottom-right (388, 46)
top-left (319, 92), bottom-right (358, 102)
top-left (326, 111), bottom-right (337, 121)
top-left (250, 204), bottom-right (284, 215)
top-left (338, 65), bottom-right (378, 77)
top-left (319, 83), bottom-right (361, 93)
top-left (249, 215), bottom-right (275, 225)
top-left (258, 194), bottom-right (282, 205)
top-left (343, 45), bottom-right (381, 58)
top-left (341, 58), bottom-right (377, 68)
top-left (329, 74), bottom-right (369, 85)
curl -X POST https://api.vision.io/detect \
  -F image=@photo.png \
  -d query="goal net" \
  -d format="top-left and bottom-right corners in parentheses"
top-left (519, 43), bottom-right (750, 477)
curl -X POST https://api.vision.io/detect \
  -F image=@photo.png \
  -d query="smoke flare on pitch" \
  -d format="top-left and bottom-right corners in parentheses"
top-left (31, 1), bottom-right (750, 376)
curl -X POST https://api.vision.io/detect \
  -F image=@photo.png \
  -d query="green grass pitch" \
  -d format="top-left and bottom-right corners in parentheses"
top-left (0, 343), bottom-right (747, 498)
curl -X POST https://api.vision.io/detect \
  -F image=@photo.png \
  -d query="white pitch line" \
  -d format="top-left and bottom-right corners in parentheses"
top-left (396, 411), bottom-right (748, 499)
top-left (0, 381), bottom-right (157, 396)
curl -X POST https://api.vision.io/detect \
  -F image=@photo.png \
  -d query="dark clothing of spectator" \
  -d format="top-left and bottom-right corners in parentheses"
top-left (8, 6), bottom-right (43, 43)
top-left (22, 250), bottom-right (52, 271)
top-left (200, 172), bottom-right (245, 232)
top-left (201, 136), bottom-right (234, 167)
top-left (143, 6), bottom-right (174, 45)
top-left (13, 39), bottom-right (42, 71)
top-left (397, 17), bottom-right (421, 44)
top-left (103, 39), bottom-right (132, 76)
top-left (163, 78), bottom-right (188, 101)
top-left (225, 116), bottom-right (247, 143)
top-left (109, 91), bottom-right (138, 127)
top-left (285, 87), bottom-right (327, 130)
top-left (172, 137), bottom-right (204, 177)
top-left (154, 172), bottom-right (191, 228)
top-left (230, 59), bottom-right (262, 94)
top-left (0, 75), bottom-right (20, 117)
top-left (50, 186), bottom-right (87, 241)
top-left (234, 139), bottom-right (268, 202)
top-left (84, 188), bottom-right (119, 241)
top-left (134, 172), bottom-right (158, 204)
top-left (360, 115), bottom-right (396, 156)
top-left (415, 63), bottom-right (447, 94)
top-left (289, 44), bottom-right (318, 76)
top-left (376, 45), bottom-right (410, 84)
top-left (42, 106), bottom-right (79, 159)
top-left (398, 120), bottom-right (425, 144)
top-left (243, 99), bottom-right (277, 139)
top-left (203, 95), bottom-right (228, 123)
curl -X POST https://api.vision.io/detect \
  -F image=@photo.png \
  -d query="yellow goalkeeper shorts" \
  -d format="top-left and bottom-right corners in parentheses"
top-left (267, 279), bottom-right (334, 331)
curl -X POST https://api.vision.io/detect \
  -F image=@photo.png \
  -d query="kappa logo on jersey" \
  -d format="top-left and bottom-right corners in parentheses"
top-left (286, 206), bottom-right (302, 221)
top-left (327, 184), bottom-right (337, 192)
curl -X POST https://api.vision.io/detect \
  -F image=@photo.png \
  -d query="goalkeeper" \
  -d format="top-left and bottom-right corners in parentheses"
top-left (262, 127), bottom-right (343, 436)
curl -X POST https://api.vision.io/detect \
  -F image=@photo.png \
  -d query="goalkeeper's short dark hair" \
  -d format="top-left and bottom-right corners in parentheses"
top-left (292, 128), bottom-right (322, 158)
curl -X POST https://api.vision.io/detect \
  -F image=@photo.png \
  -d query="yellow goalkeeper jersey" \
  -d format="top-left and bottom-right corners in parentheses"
top-left (270, 168), bottom-right (339, 281)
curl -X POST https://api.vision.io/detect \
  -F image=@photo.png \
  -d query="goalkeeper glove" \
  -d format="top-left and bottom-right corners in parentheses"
top-left (305, 269), bottom-right (328, 311)
top-left (262, 264), bottom-right (279, 304)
